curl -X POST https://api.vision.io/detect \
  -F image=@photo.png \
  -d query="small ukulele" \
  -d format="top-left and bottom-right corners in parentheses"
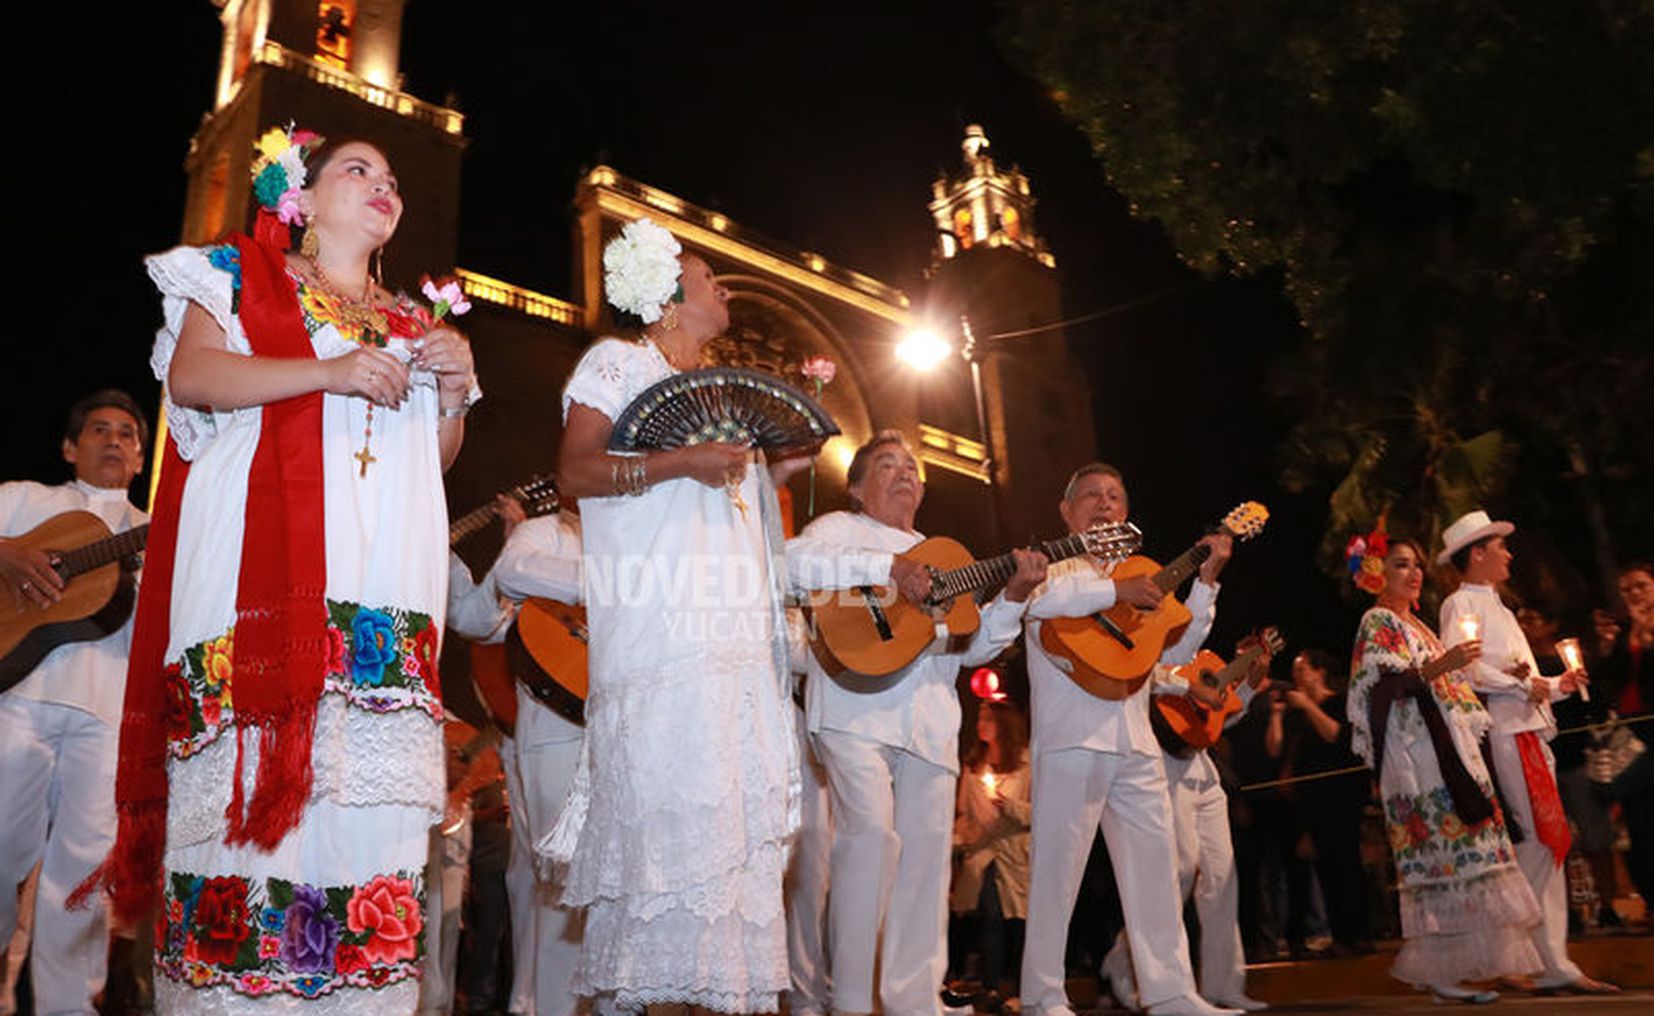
top-left (1152, 627), bottom-right (1284, 758)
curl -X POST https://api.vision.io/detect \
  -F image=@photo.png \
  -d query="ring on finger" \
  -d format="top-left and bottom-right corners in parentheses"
top-left (20, 581), bottom-right (30, 592)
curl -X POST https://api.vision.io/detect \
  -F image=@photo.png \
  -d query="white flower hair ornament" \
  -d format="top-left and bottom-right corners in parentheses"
top-left (603, 217), bottom-right (684, 324)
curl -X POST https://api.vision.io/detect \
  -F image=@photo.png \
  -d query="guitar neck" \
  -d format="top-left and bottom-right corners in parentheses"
top-left (1153, 539), bottom-right (1215, 595)
top-left (449, 504), bottom-right (498, 546)
top-left (57, 524), bottom-right (150, 580)
top-left (1198, 643), bottom-right (1268, 692)
top-left (931, 532), bottom-right (1095, 602)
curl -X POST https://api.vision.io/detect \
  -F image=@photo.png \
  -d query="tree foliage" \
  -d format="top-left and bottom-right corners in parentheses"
top-left (1001, 0), bottom-right (1654, 592)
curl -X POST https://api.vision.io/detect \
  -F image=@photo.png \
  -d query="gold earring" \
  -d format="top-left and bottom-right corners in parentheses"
top-left (660, 302), bottom-right (680, 331)
top-left (299, 217), bottom-right (320, 260)
top-left (373, 247), bottom-right (385, 288)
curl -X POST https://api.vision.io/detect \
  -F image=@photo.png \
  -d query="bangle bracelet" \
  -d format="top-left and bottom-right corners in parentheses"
top-left (440, 404), bottom-right (469, 419)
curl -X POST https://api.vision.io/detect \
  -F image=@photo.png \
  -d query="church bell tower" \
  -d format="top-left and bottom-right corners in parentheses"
top-left (921, 125), bottom-right (1097, 547)
top-left (180, 1), bottom-right (466, 288)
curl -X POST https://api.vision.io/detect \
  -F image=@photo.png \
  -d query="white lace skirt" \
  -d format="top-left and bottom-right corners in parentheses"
top-left (550, 647), bottom-right (796, 1013)
top-left (1391, 865), bottom-right (1542, 986)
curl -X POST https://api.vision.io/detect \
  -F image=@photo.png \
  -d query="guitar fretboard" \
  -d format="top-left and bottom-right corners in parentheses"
top-left (929, 530), bottom-right (1131, 603)
top-left (449, 505), bottom-right (499, 546)
top-left (1153, 541), bottom-right (1213, 596)
top-left (57, 524), bottom-right (150, 580)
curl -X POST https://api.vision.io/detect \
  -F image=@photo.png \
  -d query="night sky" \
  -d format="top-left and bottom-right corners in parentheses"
top-left (17, 1), bottom-right (1360, 663)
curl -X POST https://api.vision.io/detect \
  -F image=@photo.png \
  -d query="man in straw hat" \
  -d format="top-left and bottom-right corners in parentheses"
top-left (1438, 510), bottom-right (1617, 995)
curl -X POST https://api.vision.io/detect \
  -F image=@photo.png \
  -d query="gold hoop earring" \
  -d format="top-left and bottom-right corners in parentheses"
top-left (373, 247), bottom-right (385, 288)
top-left (299, 217), bottom-right (320, 260)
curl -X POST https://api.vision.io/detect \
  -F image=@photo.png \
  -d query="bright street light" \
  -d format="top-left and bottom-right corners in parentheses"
top-left (895, 327), bottom-right (954, 371)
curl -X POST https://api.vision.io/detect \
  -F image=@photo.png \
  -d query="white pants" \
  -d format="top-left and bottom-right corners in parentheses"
top-left (1020, 747), bottom-right (1195, 1014)
top-left (504, 688), bottom-right (585, 1016)
top-left (787, 707), bottom-right (833, 1015)
top-left (1104, 751), bottom-right (1245, 1005)
top-left (418, 808), bottom-right (472, 1014)
top-left (1488, 731), bottom-right (1582, 987)
top-left (0, 695), bottom-right (117, 1016)
top-left (815, 731), bottom-right (955, 1016)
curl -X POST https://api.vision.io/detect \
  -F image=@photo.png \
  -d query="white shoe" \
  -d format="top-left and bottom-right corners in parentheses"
top-left (1145, 995), bottom-right (1242, 1016)
top-left (1101, 951), bottom-right (1139, 1010)
top-left (1427, 983), bottom-right (1498, 1005)
top-left (1210, 996), bottom-right (1267, 1012)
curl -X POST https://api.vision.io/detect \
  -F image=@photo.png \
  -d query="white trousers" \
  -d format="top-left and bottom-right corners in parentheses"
top-left (1104, 751), bottom-right (1245, 1005)
top-left (1488, 731), bottom-right (1582, 987)
top-left (503, 688), bottom-right (585, 1016)
top-left (786, 708), bottom-right (833, 1015)
top-left (815, 731), bottom-right (955, 1016)
top-left (418, 807), bottom-right (471, 1014)
top-left (0, 695), bottom-right (117, 1016)
top-left (1020, 747), bottom-right (1195, 1014)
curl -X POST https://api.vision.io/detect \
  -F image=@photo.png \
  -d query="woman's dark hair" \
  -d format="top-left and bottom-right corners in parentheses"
top-left (65, 389), bottom-right (148, 452)
top-left (1296, 647), bottom-right (1346, 692)
top-left (963, 699), bottom-right (1028, 774)
top-left (301, 136), bottom-right (389, 190)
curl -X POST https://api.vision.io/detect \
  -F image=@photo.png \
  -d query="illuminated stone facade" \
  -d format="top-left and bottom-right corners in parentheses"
top-left (179, 3), bottom-right (1096, 562)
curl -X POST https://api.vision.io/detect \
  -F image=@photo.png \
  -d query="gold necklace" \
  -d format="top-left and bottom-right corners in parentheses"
top-left (307, 256), bottom-right (390, 341)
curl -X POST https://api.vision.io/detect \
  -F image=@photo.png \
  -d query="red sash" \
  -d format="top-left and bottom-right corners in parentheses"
top-left (1514, 730), bottom-right (1573, 868)
top-left (80, 234), bottom-right (327, 922)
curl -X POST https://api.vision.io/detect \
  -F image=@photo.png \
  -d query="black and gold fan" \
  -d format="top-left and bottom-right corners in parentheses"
top-left (606, 367), bottom-right (840, 454)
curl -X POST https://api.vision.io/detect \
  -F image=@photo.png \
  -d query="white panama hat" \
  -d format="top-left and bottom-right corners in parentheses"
top-left (1437, 509), bottom-right (1515, 566)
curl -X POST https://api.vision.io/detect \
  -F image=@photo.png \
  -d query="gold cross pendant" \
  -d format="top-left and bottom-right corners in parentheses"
top-left (354, 445), bottom-right (377, 477)
top-left (726, 479), bottom-right (748, 521)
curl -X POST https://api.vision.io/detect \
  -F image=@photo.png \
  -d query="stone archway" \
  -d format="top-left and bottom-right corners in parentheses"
top-left (703, 274), bottom-right (874, 498)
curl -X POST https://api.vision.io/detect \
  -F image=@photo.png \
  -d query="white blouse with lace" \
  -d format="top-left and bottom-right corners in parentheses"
top-left (547, 336), bottom-right (796, 1014)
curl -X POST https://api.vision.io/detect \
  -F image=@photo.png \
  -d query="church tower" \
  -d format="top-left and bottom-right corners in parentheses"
top-left (922, 125), bottom-right (1097, 547)
top-left (180, 0), bottom-right (465, 287)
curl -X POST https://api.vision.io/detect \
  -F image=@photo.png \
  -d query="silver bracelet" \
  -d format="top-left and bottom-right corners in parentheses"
top-left (440, 404), bottom-right (469, 419)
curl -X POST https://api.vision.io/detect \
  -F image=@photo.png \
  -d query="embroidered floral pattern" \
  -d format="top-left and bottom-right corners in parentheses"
top-left (293, 280), bottom-right (429, 348)
top-left (166, 599), bottom-right (442, 759)
top-left (157, 869), bottom-right (423, 999)
top-left (207, 245), bottom-right (243, 312)
top-left (1384, 784), bottom-right (1516, 883)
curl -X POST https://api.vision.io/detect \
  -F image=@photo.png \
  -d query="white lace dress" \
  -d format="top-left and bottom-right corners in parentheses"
top-left (546, 337), bottom-right (797, 1014)
top-left (145, 245), bottom-right (450, 1013)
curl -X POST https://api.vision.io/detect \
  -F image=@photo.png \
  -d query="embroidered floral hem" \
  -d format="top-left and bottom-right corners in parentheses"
top-left (157, 869), bottom-right (424, 1000)
top-left (166, 599), bottom-right (442, 759)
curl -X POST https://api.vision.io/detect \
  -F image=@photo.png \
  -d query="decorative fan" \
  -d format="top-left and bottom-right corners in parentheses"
top-left (606, 367), bottom-right (841, 454)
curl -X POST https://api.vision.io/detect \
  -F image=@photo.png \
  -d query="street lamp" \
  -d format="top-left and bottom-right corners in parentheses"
top-left (894, 327), bottom-right (953, 371)
top-left (896, 315), bottom-right (1003, 545)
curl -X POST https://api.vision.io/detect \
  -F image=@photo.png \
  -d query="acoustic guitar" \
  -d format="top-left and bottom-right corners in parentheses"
top-left (450, 474), bottom-right (560, 547)
top-left (506, 599), bottom-right (588, 726)
top-left (806, 523), bottom-right (1142, 677)
top-left (1040, 501), bottom-right (1269, 700)
top-left (1152, 626), bottom-right (1284, 758)
top-left (0, 511), bottom-right (149, 693)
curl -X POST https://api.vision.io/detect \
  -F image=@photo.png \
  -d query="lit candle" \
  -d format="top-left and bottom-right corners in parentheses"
top-left (1458, 615), bottom-right (1481, 643)
top-left (1556, 637), bottom-right (1590, 702)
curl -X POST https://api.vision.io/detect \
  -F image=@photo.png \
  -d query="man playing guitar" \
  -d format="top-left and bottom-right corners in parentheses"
top-left (786, 430), bottom-right (1046, 1016)
top-left (0, 390), bottom-right (148, 1014)
top-left (1019, 463), bottom-right (1242, 1016)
